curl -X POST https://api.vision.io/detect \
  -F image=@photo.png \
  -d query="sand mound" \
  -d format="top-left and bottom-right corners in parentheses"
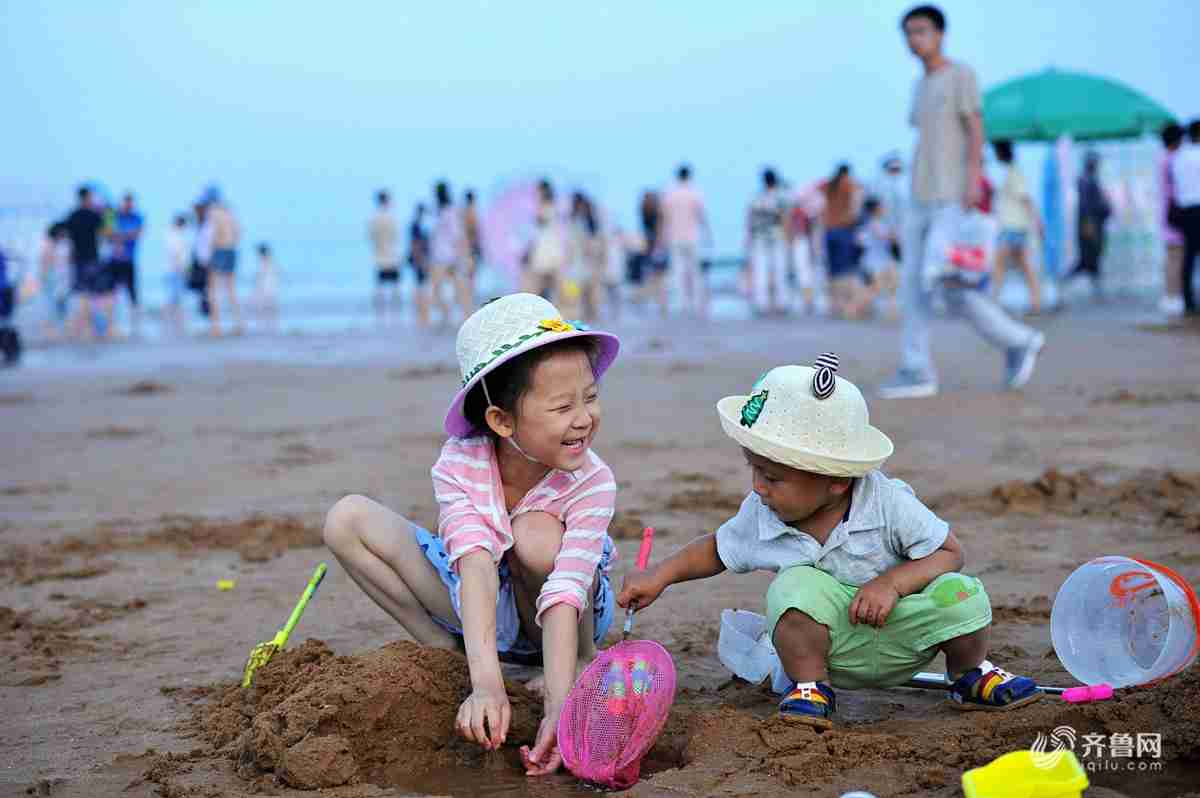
top-left (195, 640), bottom-right (542, 790)
top-left (931, 467), bottom-right (1200, 534)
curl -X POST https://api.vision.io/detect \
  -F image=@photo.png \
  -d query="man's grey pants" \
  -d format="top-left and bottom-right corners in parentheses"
top-left (900, 201), bottom-right (1036, 379)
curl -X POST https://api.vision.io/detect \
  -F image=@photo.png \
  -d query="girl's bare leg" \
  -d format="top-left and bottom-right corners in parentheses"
top-left (429, 265), bottom-right (451, 325)
top-left (991, 246), bottom-right (1010, 304)
top-left (323, 494), bottom-right (458, 647)
top-left (507, 512), bottom-right (598, 694)
top-left (1016, 248), bottom-right (1041, 313)
top-left (454, 270), bottom-right (474, 319)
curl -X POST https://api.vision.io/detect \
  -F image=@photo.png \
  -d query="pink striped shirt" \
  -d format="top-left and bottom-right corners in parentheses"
top-left (431, 435), bottom-right (617, 625)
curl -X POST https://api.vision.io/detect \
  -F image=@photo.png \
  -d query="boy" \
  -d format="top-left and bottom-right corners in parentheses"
top-left (618, 356), bottom-right (1042, 728)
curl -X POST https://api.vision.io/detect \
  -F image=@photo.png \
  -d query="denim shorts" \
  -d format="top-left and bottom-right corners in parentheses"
top-left (413, 525), bottom-right (615, 666)
top-left (211, 248), bottom-right (238, 274)
top-left (997, 229), bottom-right (1029, 250)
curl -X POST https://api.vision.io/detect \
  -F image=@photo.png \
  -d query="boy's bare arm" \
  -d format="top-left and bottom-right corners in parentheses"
top-left (882, 530), bottom-right (965, 597)
top-left (618, 532), bottom-right (726, 610)
top-left (849, 531), bottom-right (965, 628)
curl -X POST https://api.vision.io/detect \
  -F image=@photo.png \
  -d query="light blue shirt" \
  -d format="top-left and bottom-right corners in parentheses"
top-left (715, 470), bottom-right (949, 586)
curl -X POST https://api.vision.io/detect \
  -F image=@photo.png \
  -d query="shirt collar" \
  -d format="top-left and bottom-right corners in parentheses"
top-left (756, 474), bottom-right (884, 542)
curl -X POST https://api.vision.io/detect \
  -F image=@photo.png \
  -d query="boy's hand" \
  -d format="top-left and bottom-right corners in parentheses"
top-left (849, 578), bottom-right (900, 628)
top-left (455, 685), bottom-right (510, 751)
top-left (617, 570), bottom-right (665, 611)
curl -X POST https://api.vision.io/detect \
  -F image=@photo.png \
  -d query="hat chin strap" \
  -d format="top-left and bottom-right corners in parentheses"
top-left (504, 434), bottom-right (546, 466)
top-left (481, 375), bottom-right (551, 469)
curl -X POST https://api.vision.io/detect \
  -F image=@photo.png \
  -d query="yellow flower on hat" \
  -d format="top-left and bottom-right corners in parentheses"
top-left (538, 318), bottom-right (574, 333)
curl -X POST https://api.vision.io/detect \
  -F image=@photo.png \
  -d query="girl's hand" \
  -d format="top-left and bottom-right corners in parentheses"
top-left (521, 701), bottom-right (564, 776)
top-left (455, 685), bottom-right (510, 751)
top-left (617, 571), bottom-right (665, 612)
top-left (849, 578), bottom-right (900, 628)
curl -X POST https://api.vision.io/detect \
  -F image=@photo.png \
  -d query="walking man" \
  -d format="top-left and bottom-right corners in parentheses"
top-left (109, 192), bottom-right (144, 335)
top-left (880, 5), bottom-right (1044, 399)
top-left (661, 164), bottom-right (711, 317)
top-left (369, 190), bottom-right (401, 316)
top-left (205, 187), bottom-right (243, 336)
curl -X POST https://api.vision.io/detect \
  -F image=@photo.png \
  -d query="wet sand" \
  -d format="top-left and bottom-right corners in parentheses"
top-left (3, 307), bottom-right (1200, 797)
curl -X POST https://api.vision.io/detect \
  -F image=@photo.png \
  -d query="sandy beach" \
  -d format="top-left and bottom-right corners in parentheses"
top-left (3, 307), bottom-right (1200, 798)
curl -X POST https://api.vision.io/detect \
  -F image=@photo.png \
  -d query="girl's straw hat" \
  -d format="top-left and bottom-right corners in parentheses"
top-left (716, 355), bottom-right (893, 477)
top-left (444, 293), bottom-right (620, 437)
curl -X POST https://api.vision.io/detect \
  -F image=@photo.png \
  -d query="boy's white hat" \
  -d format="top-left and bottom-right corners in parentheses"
top-left (443, 293), bottom-right (620, 437)
top-left (716, 355), bottom-right (893, 477)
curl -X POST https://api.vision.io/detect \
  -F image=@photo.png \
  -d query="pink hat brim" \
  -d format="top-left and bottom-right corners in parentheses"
top-left (443, 330), bottom-right (620, 438)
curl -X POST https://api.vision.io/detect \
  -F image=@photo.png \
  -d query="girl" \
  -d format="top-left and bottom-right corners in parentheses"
top-left (163, 214), bottom-right (189, 335)
top-left (568, 192), bottom-right (604, 322)
top-left (253, 242), bottom-right (280, 329)
top-left (745, 168), bottom-right (790, 315)
top-left (857, 197), bottom-right (900, 319)
top-left (324, 293), bottom-right (620, 777)
top-left (429, 181), bottom-right (472, 325)
top-left (39, 223), bottom-right (72, 339)
top-left (524, 180), bottom-right (567, 304)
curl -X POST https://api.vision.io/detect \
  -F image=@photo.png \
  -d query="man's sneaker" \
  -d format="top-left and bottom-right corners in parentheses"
top-left (878, 370), bottom-right (939, 399)
top-left (1005, 331), bottom-right (1045, 390)
top-left (778, 681), bottom-right (836, 729)
top-left (1159, 295), bottom-right (1185, 317)
top-left (947, 660), bottom-right (1043, 711)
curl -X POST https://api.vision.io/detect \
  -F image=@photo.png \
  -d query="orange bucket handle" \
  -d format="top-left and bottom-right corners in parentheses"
top-left (1132, 557), bottom-right (1200, 681)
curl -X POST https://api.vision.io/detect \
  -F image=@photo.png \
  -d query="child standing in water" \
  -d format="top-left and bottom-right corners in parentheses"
top-left (253, 242), bottom-right (280, 329)
top-left (619, 356), bottom-right (1043, 728)
top-left (324, 293), bottom-right (620, 775)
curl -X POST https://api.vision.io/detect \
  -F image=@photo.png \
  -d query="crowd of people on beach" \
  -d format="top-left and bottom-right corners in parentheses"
top-left (0, 183), bottom-right (279, 357)
top-left (3, 0), bottom-right (1197, 374)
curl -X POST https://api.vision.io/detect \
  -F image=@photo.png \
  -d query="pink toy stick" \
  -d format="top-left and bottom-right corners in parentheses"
top-left (623, 528), bottom-right (655, 640)
top-left (1062, 683), bottom-right (1114, 703)
top-left (635, 527), bottom-right (655, 572)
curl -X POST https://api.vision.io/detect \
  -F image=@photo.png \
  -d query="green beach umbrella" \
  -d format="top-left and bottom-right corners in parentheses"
top-left (983, 68), bottom-right (1175, 142)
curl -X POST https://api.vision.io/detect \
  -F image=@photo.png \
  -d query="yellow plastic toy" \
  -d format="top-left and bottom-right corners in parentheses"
top-left (241, 563), bottom-right (327, 687)
top-left (962, 750), bottom-right (1088, 798)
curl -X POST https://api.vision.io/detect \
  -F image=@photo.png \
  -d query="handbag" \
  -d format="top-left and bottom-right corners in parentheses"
top-left (1167, 199), bottom-right (1185, 230)
top-left (942, 210), bottom-right (998, 288)
top-left (186, 261), bottom-right (208, 291)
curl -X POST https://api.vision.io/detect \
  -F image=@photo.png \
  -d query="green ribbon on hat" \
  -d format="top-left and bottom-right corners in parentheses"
top-left (460, 318), bottom-right (575, 386)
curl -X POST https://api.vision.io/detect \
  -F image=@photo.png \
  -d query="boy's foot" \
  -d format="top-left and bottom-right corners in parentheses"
top-left (1005, 331), bottom-right (1045, 390)
top-left (947, 661), bottom-right (1043, 711)
top-left (878, 369), bottom-right (939, 399)
top-left (778, 681), bottom-right (836, 729)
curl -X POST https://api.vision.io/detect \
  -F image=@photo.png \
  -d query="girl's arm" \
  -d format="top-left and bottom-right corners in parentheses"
top-left (455, 550), bottom-right (509, 750)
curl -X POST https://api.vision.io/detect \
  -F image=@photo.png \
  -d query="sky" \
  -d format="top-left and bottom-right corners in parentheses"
top-left (3, 0), bottom-right (1198, 269)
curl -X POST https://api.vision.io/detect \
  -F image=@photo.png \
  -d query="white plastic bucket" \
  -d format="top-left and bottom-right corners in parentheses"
top-left (717, 609), bottom-right (792, 694)
top-left (1051, 556), bottom-right (1200, 687)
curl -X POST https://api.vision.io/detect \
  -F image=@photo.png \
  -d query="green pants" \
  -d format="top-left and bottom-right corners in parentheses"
top-left (766, 566), bottom-right (992, 689)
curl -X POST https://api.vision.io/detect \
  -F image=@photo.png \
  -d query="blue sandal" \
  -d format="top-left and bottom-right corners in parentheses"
top-left (948, 661), bottom-right (1043, 711)
top-left (779, 681), bottom-right (836, 728)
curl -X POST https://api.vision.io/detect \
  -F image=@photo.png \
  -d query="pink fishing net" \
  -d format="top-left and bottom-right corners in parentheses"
top-left (557, 639), bottom-right (677, 789)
